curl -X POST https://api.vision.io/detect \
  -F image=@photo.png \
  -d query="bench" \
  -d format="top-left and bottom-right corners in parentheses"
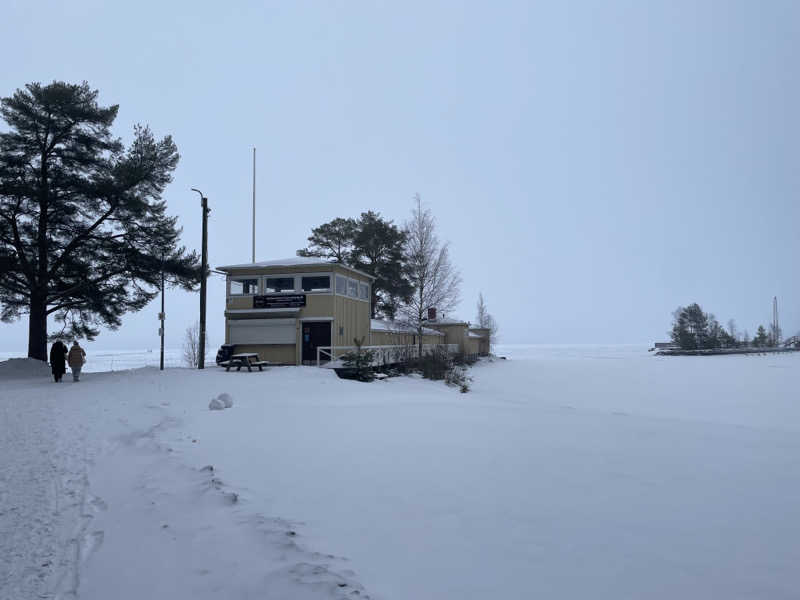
top-left (223, 353), bottom-right (271, 372)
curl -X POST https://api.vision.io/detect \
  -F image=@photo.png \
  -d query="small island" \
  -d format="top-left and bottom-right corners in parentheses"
top-left (653, 302), bottom-right (800, 356)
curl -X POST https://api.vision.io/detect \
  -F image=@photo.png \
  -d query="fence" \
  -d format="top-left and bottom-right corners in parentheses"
top-left (316, 343), bottom-right (459, 367)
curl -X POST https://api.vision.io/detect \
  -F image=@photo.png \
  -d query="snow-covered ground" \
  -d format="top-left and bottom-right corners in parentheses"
top-left (2, 345), bottom-right (800, 599)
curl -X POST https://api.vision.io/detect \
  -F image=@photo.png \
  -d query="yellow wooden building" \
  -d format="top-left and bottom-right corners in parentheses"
top-left (217, 257), bottom-right (490, 365)
top-left (218, 257), bottom-right (373, 365)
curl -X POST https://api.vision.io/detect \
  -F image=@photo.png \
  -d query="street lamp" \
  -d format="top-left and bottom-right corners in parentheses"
top-left (191, 188), bottom-right (210, 369)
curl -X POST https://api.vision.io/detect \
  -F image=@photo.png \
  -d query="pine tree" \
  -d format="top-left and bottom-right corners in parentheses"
top-left (753, 325), bottom-right (769, 348)
top-left (670, 303), bottom-right (713, 350)
top-left (296, 217), bottom-right (357, 263)
top-left (297, 212), bottom-right (412, 318)
top-left (350, 211), bottom-right (412, 319)
top-left (0, 81), bottom-right (199, 359)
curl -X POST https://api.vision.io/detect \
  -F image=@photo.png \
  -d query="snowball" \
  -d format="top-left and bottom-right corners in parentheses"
top-left (217, 393), bottom-right (233, 408)
top-left (209, 397), bottom-right (226, 411)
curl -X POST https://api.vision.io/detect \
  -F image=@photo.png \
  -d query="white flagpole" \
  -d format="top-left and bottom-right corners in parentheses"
top-left (252, 147), bottom-right (256, 263)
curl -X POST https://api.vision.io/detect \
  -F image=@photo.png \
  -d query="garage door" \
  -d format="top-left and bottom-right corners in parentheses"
top-left (229, 318), bottom-right (296, 345)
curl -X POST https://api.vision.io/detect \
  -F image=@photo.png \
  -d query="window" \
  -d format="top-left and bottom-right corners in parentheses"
top-left (302, 275), bottom-right (330, 292)
top-left (347, 278), bottom-right (359, 298)
top-left (359, 282), bottom-right (369, 301)
top-left (230, 278), bottom-right (258, 295)
top-left (265, 277), bottom-right (295, 293)
top-left (335, 275), bottom-right (347, 295)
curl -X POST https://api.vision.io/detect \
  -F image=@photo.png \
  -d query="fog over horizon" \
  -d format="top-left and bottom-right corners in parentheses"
top-left (2, 1), bottom-right (799, 352)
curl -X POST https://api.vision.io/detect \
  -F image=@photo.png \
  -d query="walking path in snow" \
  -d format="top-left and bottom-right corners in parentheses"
top-left (0, 374), bottom-right (95, 599)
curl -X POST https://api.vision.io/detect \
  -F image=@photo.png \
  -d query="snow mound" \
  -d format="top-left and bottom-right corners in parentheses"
top-left (0, 357), bottom-right (50, 379)
top-left (209, 393), bottom-right (234, 411)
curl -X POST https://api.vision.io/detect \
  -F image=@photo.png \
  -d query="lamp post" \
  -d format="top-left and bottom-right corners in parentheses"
top-left (191, 188), bottom-right (210, 369)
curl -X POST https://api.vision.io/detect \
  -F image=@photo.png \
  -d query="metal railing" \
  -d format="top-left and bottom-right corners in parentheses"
top-left (316, 344), bottom-right (459, 367)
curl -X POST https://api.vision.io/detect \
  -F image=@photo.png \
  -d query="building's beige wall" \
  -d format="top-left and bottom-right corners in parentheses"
top-left (464, 337), bottom-right (480, 356)
top-left (469, 328), bottom-right (491, 356)
top-left (370, 330), bottom-right (410, 346)
top-left (333, 295), bottom-right (371, 348)
top-left (301, 294), bottom-right (335, 318)
top-left (227, 296), bottom-right (254, 310)
top-left (428, 323), bottom-right (467, 351)
top-left (369, 330), bottom-right (444, 347)
top-left (230, 344), bottom-right (296, 365)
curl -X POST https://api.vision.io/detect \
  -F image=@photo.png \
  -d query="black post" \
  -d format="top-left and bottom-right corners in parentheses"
top-left (193, 189), bottom-right (210, 370)
top-left (160, 253), bottom-right (165, 371)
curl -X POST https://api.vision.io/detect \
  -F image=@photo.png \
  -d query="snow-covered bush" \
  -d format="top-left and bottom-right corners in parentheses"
top-left (341, 337), bottom-right (376, 382)
top-left (416, 346), bottom-right (451, 380)
top-left (452, 351), bottom-right (477, 367)
top-left (414, 347), bottom-right (472, 392)
top-left (445, 365), bottom-right (471, 393)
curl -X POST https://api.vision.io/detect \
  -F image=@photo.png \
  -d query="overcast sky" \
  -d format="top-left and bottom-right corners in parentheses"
top-left (2, 1), bottom-right (799, 351)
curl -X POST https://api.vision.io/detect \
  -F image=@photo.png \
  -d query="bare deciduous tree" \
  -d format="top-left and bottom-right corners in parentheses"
top-left (476, 292), bottom-right (499, 350)
top-left (727, 318), bottom-right (737, 342)
top-left (399, 194), bottom-right (461, 357)
top-left (183, 321), bottom-right (208, 368)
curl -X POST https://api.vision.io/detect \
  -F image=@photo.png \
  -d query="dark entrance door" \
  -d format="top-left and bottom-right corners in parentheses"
top-left (301, 321), bottom-right (332, 364)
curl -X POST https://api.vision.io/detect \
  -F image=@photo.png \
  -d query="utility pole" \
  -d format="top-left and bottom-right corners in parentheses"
top-left (192, 188), bottom-right (210, 369)
top-left (159, 252), bottom-right (165, 370)
top-left (773, 296), bottom-right (780, 346)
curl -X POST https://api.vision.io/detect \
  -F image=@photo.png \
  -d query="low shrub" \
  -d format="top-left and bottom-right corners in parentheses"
top-left (445, 365), bottom-right (471, 393)
top-left (415, 346), bottom-right (451, 380)
top-left (452, 352), bottom-right (478, 367)
top-left (341, 337), bottom-right (376, 382)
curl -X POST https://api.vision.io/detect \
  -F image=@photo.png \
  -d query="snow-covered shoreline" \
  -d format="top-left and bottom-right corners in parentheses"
top-left (2, 347), bottom-right (800, 599)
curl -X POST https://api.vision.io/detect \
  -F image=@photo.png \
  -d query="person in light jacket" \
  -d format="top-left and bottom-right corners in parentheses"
top-left (67, 341), bottom-right (86, 382)
top-left (49, 339), bottom-right (68, 382)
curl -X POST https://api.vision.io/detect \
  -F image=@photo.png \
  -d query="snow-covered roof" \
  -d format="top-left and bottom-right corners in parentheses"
top-left (468, 332), bottom-right (484, 339)
top-left (426, 317), bottom-right (468, 326)
top-left (217, 257), bottom-right (374, 279)
top-left (370, 319), bottom-right (444, 337)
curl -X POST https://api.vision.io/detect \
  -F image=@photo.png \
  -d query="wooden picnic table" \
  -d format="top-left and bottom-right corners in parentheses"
top-left (223, 353), bottom-right (270, 372)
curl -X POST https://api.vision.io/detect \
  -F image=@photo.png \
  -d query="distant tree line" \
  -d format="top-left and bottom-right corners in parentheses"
top-left (670, 303), bottom-right (783, 350)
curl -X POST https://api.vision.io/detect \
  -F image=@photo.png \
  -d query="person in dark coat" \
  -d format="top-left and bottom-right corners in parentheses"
top-left (49, 340), bottom-right (68, 382)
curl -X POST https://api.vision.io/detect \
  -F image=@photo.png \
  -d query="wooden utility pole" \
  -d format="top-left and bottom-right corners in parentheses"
top-left (192, 188), bottom-right (210, 369)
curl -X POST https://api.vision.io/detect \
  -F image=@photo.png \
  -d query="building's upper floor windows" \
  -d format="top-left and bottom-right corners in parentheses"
top-left (265, 277), bottom-right (295, 293)
top-left (332, 274), bottom-right (369, 303)
top-left (335, 275), bottom-right (347, 295)
top-left (347, 278), bottom-right (359, 298)
top-left (302, 275), bottom-right (331, 292)
top-left (229, 278), bottom-right (259, 295)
